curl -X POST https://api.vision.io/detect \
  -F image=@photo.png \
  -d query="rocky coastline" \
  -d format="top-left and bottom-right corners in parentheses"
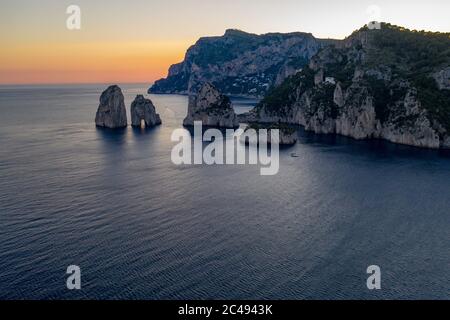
top-left (149, 29), bottom-right (332, 98)
top-left (242, 24), bottom-right (450, 149)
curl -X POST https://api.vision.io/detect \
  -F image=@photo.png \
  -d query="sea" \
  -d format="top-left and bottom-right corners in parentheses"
top-left (0, 83), bottom-right (449, 299)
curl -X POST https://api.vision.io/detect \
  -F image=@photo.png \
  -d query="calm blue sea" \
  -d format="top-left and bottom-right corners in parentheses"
top-left (0, 83), bottom-right (449, 300)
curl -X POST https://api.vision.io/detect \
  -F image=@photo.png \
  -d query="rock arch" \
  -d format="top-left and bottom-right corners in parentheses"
top-left (131, 95), bottom-right (162, 128)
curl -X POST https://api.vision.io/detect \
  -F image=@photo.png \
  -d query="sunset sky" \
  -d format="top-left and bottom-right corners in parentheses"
top-left (1, 0), bottom-right (449, 85)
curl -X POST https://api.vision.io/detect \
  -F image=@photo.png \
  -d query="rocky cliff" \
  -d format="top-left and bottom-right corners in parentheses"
top-left (131, 95), bottom-right (162, 128)
top-left (183, 82), bottom-right (239, 128)
top-left (247, 24), bottom-right (450, 149)
top-left (95, 85), bottom-right (128, 129)
top-left (242, 123), bottom-right (298, 145)
top-left (150, 29), bottom-right (331, 98)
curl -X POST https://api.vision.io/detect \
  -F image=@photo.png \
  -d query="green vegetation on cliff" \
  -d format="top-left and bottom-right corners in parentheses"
top-left (365, 24), bottom-right (450, 76)
top-left (257, 67), bottom-right (315, 115)
top-left (366, 24), bottom-right (450, 130)
top-left (150, 29), bottom-right (325, 96)
top-left (257, 23), bottom-right (450, 131)
top-left (416, 77), bottom-right (450, 131)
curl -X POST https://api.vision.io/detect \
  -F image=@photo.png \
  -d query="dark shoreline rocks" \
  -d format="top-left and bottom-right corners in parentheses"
top-left (242, 123), bottom-right (298, 145)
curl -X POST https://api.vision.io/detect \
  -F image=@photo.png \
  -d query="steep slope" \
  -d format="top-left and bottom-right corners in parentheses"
top-left (95, 85), bottom-right (128, 129)
top-left (250, 24), bottom-right (450, 149)
top-left (149, 29), bottom-right (331, 97)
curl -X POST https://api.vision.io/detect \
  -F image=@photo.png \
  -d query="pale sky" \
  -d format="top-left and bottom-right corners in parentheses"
top-left (1, 0), bottom-right (449, 84)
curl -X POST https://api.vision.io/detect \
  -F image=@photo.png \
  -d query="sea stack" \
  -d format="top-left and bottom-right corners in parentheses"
top-left (183, 82), bottom-right (239, 128)
top-left (131, 95), bottom-right (162, 128)
top-left (95, 85), bottom-right (128, 129)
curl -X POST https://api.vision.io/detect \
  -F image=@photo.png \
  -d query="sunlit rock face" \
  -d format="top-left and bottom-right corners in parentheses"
top-left (183, 82), bottom-right (239, 128)
top-left (95, 85), bottom-right (128, 129)
top-left (130, 95), bottom-right (162, 128)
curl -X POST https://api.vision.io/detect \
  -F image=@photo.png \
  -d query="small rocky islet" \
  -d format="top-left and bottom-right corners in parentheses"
top-left (242, 123), bottom-right (298, 145)
top-left (95, 85), bottom-right (128, 129)
top-left (95, 83), bottom-right (298, 145)
top-left (131, 95), bottom-right (162, 128)
top-left (182, 82), bottom-right (297, 144)
top-left (95, 85), bottom-right (162, 129)
top-left (183, 82), bottom-right (239, 128)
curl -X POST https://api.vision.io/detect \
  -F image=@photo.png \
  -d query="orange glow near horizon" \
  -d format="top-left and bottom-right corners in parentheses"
top-left (0, 40), bottom-right (191, 85)
top-left (1, 0), bottom-right (449, 85)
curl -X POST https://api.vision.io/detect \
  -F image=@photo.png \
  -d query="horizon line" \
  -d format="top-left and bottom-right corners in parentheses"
top-left (0, 81), bottom-right (155, 87)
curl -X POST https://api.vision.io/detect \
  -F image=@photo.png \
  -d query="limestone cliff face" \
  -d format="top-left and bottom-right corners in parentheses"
top-left (150, 29), bottom-right (332, 97)
top-left (95, 85), bottom-right (128, 129)
top-left (433, 67), bottom-right (450, 90)
top-left (131, 95), bottom-right (162, 128)
top-left (183, 83), bottom-right (239, 128)
top-left (248, 24), bottom-right (450, 149)
top-left (274, 60), bottom-right (304, 87)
